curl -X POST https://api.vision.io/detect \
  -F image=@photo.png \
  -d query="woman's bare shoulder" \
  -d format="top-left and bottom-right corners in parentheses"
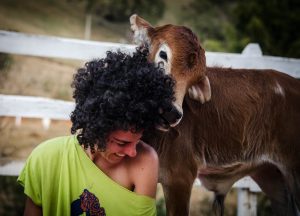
top-left (128, 141), bottom-right (159, 198)
top-left (138, 141), bottom-right (158, 162)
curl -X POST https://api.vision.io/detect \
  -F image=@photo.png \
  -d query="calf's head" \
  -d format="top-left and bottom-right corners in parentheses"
top-left (130, 14), bottom-right (211, 128)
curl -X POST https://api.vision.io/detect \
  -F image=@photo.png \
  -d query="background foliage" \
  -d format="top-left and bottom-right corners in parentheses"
top-left (76, 0), bottom-right (300, 57)
top-left (178, 0), bottom-right (300, 57)
top-left (78, 0), bottom-right (165, 23)
top-left (233, 0), bottom-right (300, 57)
top-left (3, 0), bottom-right (298, 57)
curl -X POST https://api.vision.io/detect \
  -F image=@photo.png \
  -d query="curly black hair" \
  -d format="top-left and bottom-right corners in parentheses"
top-left (70, 48), bottom-right (175, 151)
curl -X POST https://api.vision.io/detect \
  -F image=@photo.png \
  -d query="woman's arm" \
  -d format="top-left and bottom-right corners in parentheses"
top-left (24, 196), bottom-right (42, 216)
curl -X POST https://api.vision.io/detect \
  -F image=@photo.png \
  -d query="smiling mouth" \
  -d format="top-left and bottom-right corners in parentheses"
top-left (115, 153), bottom-right (125, 157)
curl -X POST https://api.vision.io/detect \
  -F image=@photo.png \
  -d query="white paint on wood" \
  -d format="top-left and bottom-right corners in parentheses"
top-left (0, 30), bottom-right (136, 61)
top-left (206, 51), bottom-right (300, 77)
top-left (84, 14), bottom-right (92, 40)
top-left (233, 176), bottom-right (261, 192)
top-left (242, 43), bottom-right (263, 56)
top-left (0, 94), bottom-right (74, 120)
top-left (0, 31), bottom-right (300, 77)
top-left (237, 188), bottom-right (257, 216)
top-left (0, 161), bottom-right (24, 176)
top-left (42, 118), bottom-right (51, 130)
top-left (249, 192), bottom-right (257, 215)
top-left (15, 116), bottom-right (22, 127)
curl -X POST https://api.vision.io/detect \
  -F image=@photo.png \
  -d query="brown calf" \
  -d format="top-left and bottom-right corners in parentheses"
top-left (130, 15), bottom-right (300, 216)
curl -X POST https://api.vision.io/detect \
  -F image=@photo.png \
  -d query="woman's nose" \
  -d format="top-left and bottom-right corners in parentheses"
top-left (125, 145), bottom-right (137, 158)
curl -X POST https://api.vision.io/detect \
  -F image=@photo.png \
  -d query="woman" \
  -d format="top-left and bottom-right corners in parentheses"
top-left (18, 49), bottom-right (174, 216)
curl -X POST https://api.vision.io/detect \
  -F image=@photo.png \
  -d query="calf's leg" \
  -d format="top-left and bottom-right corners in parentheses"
top-left (212, 193), bottom-right (225, 216)
top-left (285, 168), bottom-right (300, 215)
top-left (251, 163), bottom-right (299, 216)
top-left (160, 165), bottom-right (197, 216)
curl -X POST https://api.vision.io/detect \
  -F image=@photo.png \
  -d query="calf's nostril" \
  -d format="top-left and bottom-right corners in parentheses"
top-left (161, 106), bottom-right (183, 125)
top-left (175, 110), bottom-right (183, 120)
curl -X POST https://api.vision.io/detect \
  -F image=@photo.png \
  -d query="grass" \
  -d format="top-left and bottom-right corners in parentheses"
top-left (0, 117), bottom-right (71, 160)
top-left (0, 176), bottom-right (25, 216)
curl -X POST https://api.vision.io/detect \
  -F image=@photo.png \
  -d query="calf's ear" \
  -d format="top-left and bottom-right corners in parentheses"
top-left (187, 53), bottom-right (196, 69)
top-left (188, 76), bottom-right (211, 104)
top-left (130, 14), bottom-right (153, 46)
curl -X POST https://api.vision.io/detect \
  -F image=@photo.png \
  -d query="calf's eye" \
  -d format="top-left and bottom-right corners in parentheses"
top-left (159, 51), bottom-right (168, 62)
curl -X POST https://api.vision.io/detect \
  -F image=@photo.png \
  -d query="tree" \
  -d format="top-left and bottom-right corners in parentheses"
top-left (94, 0), bottom-right (165, 24)
top-left (178, 0), bottom-right (300, 57)
top-left (179, 0), bottom-right (240, 52)
top-left (234, 0), bottom-right (300, 58)
top-left (71, 0), bottom-right (165, 39)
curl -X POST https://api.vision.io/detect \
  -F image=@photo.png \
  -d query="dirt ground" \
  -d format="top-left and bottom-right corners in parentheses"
top-left (0, 117), bottom-right (71, 161)
top-left (0, 55), bottom-right (81, 100)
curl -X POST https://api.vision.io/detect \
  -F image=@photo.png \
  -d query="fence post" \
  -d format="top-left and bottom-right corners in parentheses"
top-left (84, 13), bottom-right (92, 40)
top-left (241, 43), bottom-right (262, 57)
top-left (237, 188), bottom-right (257, 216)
top-left (15, 116), bottom-right (22, 127)
top-left (42, 118), bottom-right (51, 130)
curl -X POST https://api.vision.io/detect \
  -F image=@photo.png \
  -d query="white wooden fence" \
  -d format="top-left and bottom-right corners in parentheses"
top-left (0, 30), bottom-right (300, 216)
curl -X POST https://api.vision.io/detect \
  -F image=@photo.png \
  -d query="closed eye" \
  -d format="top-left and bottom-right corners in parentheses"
top-left (112, 138), bottom-right (129, 146)
top-left (159, 51), bottom-right (168, 62)
top-left (117, 143), bottom-right (126, 147)
top-left (117, 140), bottom-right (140, 147)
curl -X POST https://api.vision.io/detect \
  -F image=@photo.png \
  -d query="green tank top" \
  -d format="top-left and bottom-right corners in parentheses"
top-left (18, 136), bottom-right (156, 216)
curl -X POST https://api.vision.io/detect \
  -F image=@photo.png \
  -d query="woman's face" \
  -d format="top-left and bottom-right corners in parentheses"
top-left (100, 129), bottom-right (143, 165)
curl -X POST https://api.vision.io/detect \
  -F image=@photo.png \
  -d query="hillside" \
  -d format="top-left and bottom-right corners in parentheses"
top-left (0, 0), bottom-right (132, 99)
top-left (0, 0), bottom-right (127, 41)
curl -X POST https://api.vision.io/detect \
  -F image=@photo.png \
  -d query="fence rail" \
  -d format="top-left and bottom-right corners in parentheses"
top-left (1, 30), bottom-right (300, 216)
top-left (0, 94), bottom-right (74, 120)
top-left (1, 30), bottom-right (300, 77)
top-left (0, 30), bottom-right (135, 60)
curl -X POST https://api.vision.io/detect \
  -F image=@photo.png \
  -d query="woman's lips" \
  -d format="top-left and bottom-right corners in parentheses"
top-left (115, 153), bottom-right (125, 157)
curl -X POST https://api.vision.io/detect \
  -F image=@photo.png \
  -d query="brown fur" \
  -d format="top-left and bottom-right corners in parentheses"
top-left (130, 15), bottom-right (300, 216)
